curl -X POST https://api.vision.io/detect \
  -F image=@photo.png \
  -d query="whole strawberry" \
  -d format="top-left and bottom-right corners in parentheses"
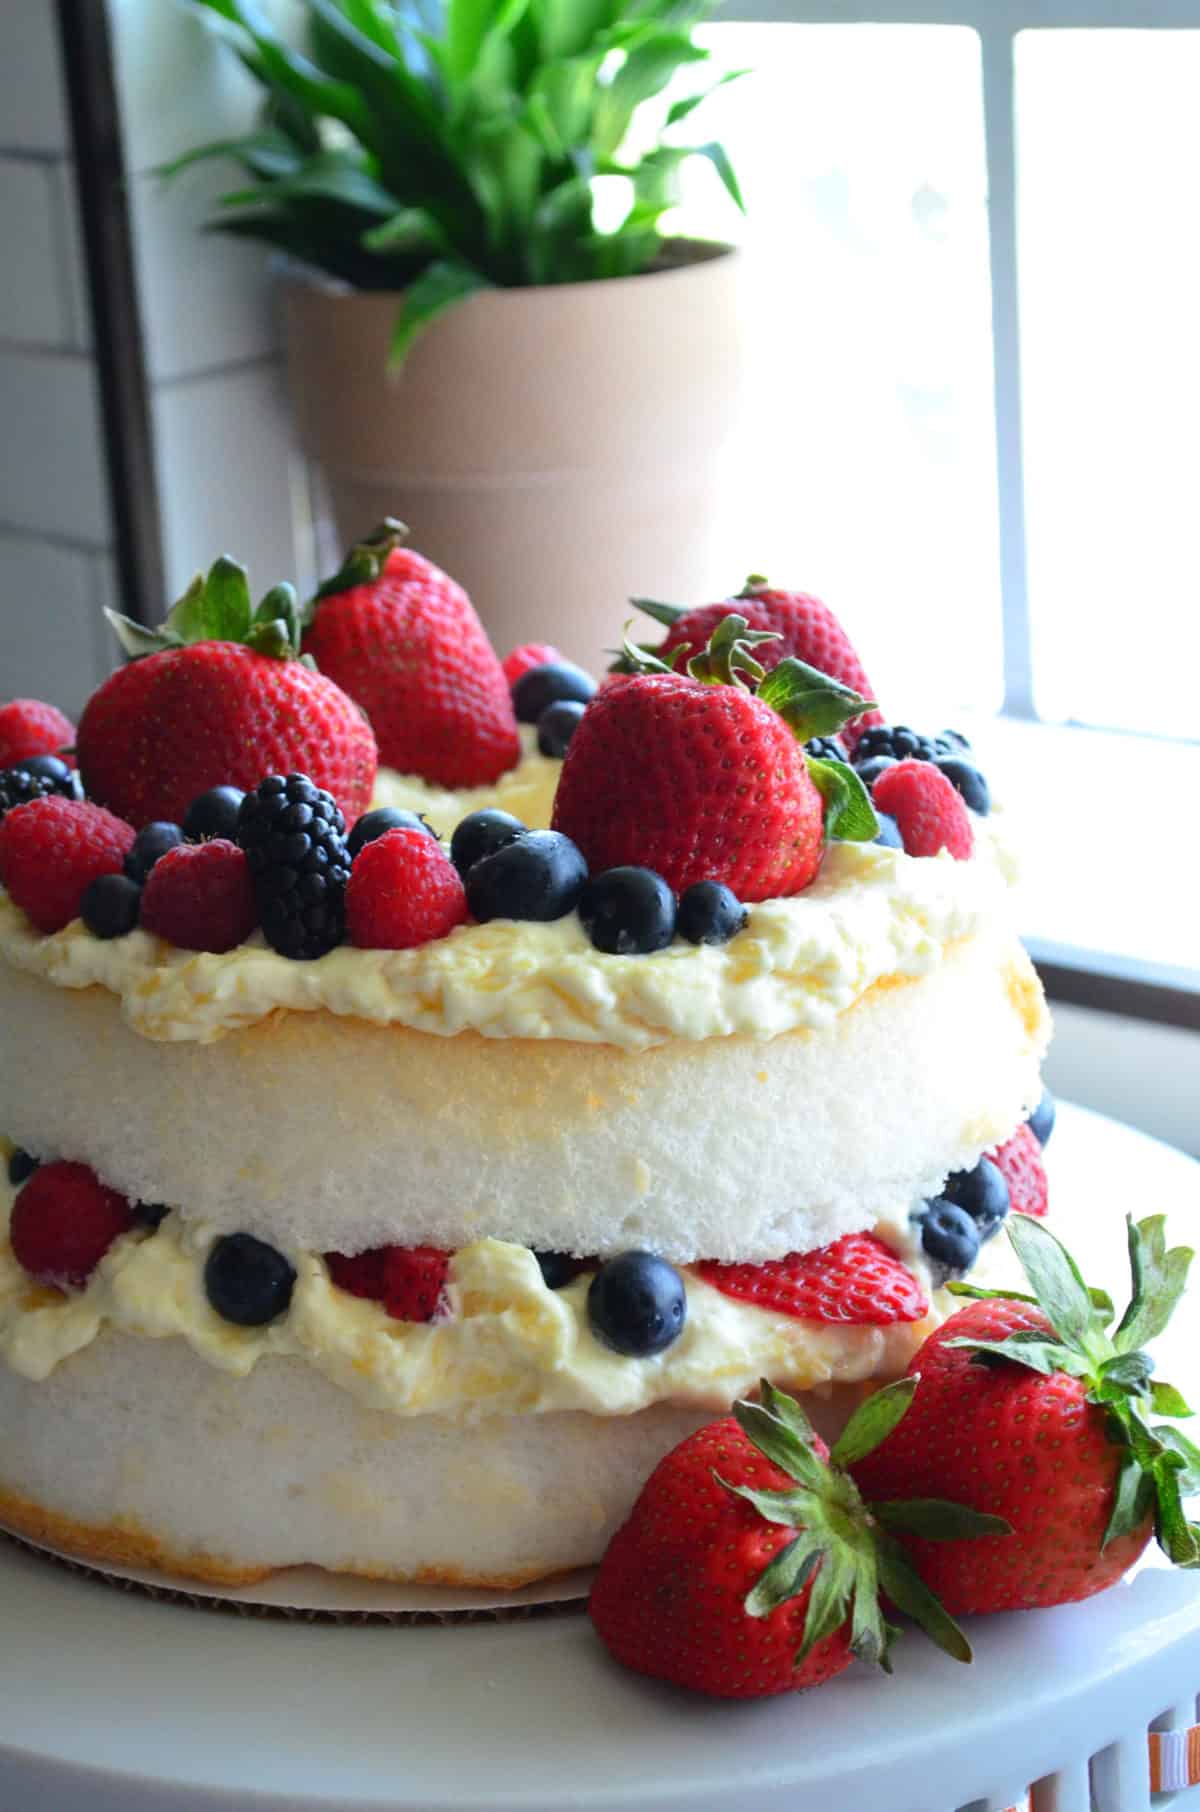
top-left (851, 1214), bottom-right (1200, 1614)
top-left (302, 521), bottom-right (520, 788)
top-left (591, 1378), bottom-right (999, 1698)
top-left (553, 618), bottom-right (878, 900)
top-left (0, 699), bottom-right (75, 771)
top-left (77, 559), bottom-right (377, 830)
top-left (630, 579), bottom-right (882, 751)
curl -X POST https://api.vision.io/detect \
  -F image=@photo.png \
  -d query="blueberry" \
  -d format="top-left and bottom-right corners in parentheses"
top-left (512, 661), bottom-right (596, 724)
top-left (854, 755), bottom-right (898, 790)
top-left (132, 1202), bottom-right (170, 1230)
top-left (7, 1149), bottom-right (38, 1187)
top-left (919, 1199), bottom-right (982, 1272)
top-left (537, 699), bottom-right (586, 758)
top-left (677, 880), bottom-right (747, 946)
top-left (804, 736), bottom-right (846, 763)
top-left (935, 756), bottom-right (990, 816)
top-left (183, 786), bottom-right (246, 843)
top-left (939, 729), bottom-right (972, 752)
top-left (450, 809), bottom-right (527, 878)
top-left (19, 754), bottom-right (72, 782)
top-left (465, 830), bottom-right (587, 923)
top-left (125, 820), bottom-right (183, 883)
top-left (578, 867), bottom-right (675, 955)
top-left (535, 1251), bottom-right (589, 1290)
top-left (1027, 1089), bottom-right (1056, 1148)
top-left (942, 1156), bottom-right (1010, 1235)
top-left (204, 1233), bottom-right (296, 1327)
top-left (81, 873), bottom-right (142, 940)
top-left (348, 807), bottom-right (438, 861)
top-left (873, 811), bottom-right (904, 850)
top-left (587, 1251), bottom-right (687, 1356)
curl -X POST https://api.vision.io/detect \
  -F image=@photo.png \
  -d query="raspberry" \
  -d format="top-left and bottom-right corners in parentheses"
top-left (139, 839), bottom-right (258, 953)
top-left (325, 1244), bottom-right (450, 1321)
top-left (989, 1123), bottom-right (1049, 1218)
top-left (0, 796), bottom-right (136, 933)
top-left (503, 642), bottom-right (561, 687)
top-left (871, 759), bottom-right (973, 860)
top-left (346, 826), bottom-right (468, 950)
top-left (0, 699), bottom-right (75, 771)
top-left (10, 1161), bottom-right (134, 1289)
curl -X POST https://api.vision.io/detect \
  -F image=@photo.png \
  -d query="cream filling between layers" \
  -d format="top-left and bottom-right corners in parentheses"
top-left (0, 1155), bottom-right (1017, 1420)
top-left (372, 724), bottom-right (561, 836)
top-left (0, 814), bottom-right (1016, 1049)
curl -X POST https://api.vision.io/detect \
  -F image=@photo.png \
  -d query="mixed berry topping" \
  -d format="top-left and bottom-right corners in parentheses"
top-left (511, 660), bottom-right (596, 725)
top-left (851, 724), bottom-right (990, 820)
top-left (347, 805), bottom-right (437, 861)
top-left (536, 698), bottom-right (586, 757)
top-left (324, 1243), bottom-right (450, 1322)
top-left (181, 784), bottom-right (245, 843)
top-left (346, 825), bottom-right (468, 951)
top-left (124, 819), bottom-right (184, 884)
top-left (942, 1154), bottom-right (1010, 1237)
top-left (0, 760), bottom-right (83, 823)
top-left (587, 1251), bottom-right (688, 1356)
top-left (140, 839), bottom-right (258, 954)
top-left (7, 1148), bottom-right (39, 1186)
top-left (236, 773), bottom-right (350, 960)
top-left (0, 796), bottom-right (136, 935)
top-left (81, 871), bottom-right (143, 940)
top-left (465, 828), bottom-right (588, 924)
top-left (502, 642), bottom-right (561, 687)
top-left (915, 1126), bottom-right (1049, 1275)
top-left (9, 1161), bottom-right (134, 1290)
top-left (1027, 1088), bottom-right (1056, 1148)
top-left (204, 1232), bottom-right (296, 1327)
top-left (871, 761), bottom-right (974, 861)
top-left (449, 807), bottom-right (526, 878)
top-left (578, 866), bottom-right (676, 956)
top-left (676, 880), bottom-right (747, 947)
top-left (0, 699), bottom-right (75, 773)
top-left (804, 735), bottom-right (846, 764)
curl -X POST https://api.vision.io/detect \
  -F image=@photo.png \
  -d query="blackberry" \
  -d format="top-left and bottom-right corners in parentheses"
top-left (0, 763), bottom-right (83, 822)
top-left (852, 725), bottom-right (946, 767)
top-left (804, 736), bottom-right (847, 764)
top-left (236, 773), bottom-right (350, 960)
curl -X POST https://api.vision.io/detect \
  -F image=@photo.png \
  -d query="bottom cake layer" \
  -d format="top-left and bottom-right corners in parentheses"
top-left (0, 1328), bottom-right (883, 1589)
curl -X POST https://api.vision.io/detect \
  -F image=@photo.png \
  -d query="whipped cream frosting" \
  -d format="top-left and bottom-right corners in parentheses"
top-left (0, 813), bottom-right (1017, 1050)
top-left (372, 724), bottom-right (561, 837)
top-left (0, 1152), bottom-right (1018, 1419)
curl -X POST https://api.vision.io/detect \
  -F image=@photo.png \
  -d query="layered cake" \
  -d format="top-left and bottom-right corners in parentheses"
top-left (0, 546), bottom-right (1051, 1587)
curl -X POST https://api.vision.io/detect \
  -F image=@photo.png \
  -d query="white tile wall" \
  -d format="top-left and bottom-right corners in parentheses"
top-left (0, 0), bottom-right (69, 155)
top-left (0, 530), bottom-right (110, 714)
top-left (152, 360), bottom-right (302, 601)
top-left (0, 158), bottom-right (75, 347)
top-left (129, 167), bottom-right (277, 383)
top-left (49, 160), bottom-right (90, 352)
top-left (0, 351), bottom-right (109, 544)
top-left (107, 0), bottom-right (264, 175)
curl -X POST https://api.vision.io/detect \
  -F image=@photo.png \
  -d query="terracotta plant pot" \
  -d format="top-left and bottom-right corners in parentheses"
top-left (281, 244), bottom-right (746, 668)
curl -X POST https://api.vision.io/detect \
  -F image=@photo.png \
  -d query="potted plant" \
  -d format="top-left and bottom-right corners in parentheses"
top-left (170, 0), bottom-right (749, 662)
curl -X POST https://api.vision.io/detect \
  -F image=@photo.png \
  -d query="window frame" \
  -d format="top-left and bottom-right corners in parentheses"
top-left (709, 0), bottom-right (1200, 1031)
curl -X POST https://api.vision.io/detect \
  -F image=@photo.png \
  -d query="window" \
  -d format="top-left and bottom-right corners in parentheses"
top-left (665, 4), bottom-right (1200, 1011)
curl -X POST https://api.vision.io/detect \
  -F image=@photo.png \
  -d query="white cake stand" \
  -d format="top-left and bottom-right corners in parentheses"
top-left (2, 1103), bottom-right (1199, 1812)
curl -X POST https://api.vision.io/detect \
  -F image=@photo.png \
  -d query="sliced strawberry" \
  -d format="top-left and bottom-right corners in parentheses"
top-left (694, 1232), bottom-right (928, 1325)
top-left (989, 1123), bottom-right (1048, 1217)
top-left (325, 1244), bottom-right (450, 1322)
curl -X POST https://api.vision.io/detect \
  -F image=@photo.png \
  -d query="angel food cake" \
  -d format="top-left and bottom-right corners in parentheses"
top-left (0, 548), bottom-right (1053, 1587)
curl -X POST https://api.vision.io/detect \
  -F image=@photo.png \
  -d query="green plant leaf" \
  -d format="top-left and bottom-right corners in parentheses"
top-left (873, 1499), bottom-right (1012, 1542)
top-left (691, 138), bottom-right (745, 210)
top-left (389, 260), bottom-right (493, 364)
top-left (830, 1376), bottom-right (917, 1469)
top-left (665, 67), bottom-right (748, 127)
top-left (593, 34), bottom-right (711, 159)
top-left (806, 757), bottom-right (880, 844)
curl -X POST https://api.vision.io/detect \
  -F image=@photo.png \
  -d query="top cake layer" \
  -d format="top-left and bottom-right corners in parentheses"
top-left (0, 817), bottom-right (1017, 1049)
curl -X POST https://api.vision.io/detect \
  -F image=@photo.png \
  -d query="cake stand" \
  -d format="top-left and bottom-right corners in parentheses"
top-left (2, 1102), bottom-right (1199, 1812)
